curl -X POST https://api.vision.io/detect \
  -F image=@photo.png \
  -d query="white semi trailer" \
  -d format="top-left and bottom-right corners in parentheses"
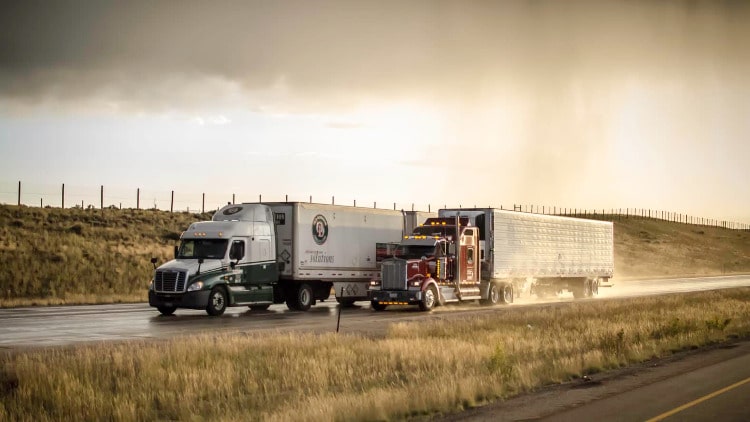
top-left (370, 208), bottom-right (614, 311)
top-left (149, 202), bottom-right (430, 315)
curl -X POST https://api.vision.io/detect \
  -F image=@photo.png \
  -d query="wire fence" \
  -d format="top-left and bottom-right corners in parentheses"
top-left (1, 180), bottom-right (748, 231)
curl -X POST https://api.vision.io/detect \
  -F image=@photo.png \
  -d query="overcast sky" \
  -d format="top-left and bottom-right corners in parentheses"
top-left (0, 0), bottom-right (748, 221)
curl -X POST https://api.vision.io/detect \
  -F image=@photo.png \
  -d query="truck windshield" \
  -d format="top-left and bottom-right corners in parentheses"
top-left (392, 245), bottom-right (438, 260)
top-left (177, 239), bottom-right (228, 260)
top-left (412, 226), bottom-right (453, 237)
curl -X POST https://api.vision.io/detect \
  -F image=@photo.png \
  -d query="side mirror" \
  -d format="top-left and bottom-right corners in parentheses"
top-left (230, 261), bottom-right (237, 270)
top-left (448, 243), bottom-right (456, 255)
top-left (173, 245), bottom-right (179, 259)
top-left (150, 257), bottom-right (158, 269)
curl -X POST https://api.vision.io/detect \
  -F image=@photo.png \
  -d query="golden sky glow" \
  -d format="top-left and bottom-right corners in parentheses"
top-left (0, 1), bottom-right (748, 221)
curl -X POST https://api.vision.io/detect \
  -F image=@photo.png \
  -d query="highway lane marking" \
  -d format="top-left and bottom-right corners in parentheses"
top-left (645, 376), bottom-right (750, 422)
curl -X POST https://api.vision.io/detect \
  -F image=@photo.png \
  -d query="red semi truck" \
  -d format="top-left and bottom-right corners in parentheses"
top-left (369, 208), bottom-right (614, 311)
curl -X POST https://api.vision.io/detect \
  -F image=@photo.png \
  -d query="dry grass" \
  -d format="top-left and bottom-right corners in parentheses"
top-left (612, 216), bottom-right (750, 278)
top-left (0, 205), bottom-right (210, 307)
top-left (2, 288), bottom-right (749, 421)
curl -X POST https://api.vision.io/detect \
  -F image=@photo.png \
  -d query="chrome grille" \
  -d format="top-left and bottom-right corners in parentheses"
top-left (154, 270), bottom-right (187, 293)
top-left (381, 259), bottom-right (407, 290)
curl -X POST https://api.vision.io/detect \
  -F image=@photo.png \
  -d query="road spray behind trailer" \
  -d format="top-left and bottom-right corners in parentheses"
top-left (149, 202), bottom-right (431, 315)
top-left (369, 208), bottom-right (614, 311)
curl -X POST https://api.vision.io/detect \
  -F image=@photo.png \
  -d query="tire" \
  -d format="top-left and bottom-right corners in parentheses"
top-left (248, 304), bottom-right (270, 311)
top-left (290, 283), bottom-right (314, 311)
top-left (371, 301), bottom-right (387, 311)
top-left (419, 285), bottom-right (438, 312)
top-left (584, 279), bottom-right (593, 298)
top-left (481, 283), bottom-right (501, 306)
top-left (501, 283), bottom-right (514, 304)
top-left (157, 305), bottom-right (176, 316)
top-left (336, 297), bottom-right (357, 307)
top-left (206, 286), bottom-right (228, 316)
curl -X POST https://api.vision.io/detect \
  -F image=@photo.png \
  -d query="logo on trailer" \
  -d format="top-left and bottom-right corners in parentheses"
top-left (222, 206), bottom-right (243, 216)
top-left (312, 214), bottom-right (328, 245)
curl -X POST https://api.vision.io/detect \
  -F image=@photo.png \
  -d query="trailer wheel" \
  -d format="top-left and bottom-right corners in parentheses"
top-left (419, 285), bottom-right (438, 312)
top-left (582, 279), bottom-right (594, 298)
top-left (157, 305), bottom-right (176, 316)
top-left (371, 301), bottom-right (387, 311)
top-left (206, 286), bottom-right (227, 316)
top-left (481, 283), bottom-right (501, 306)
top-left (248, 304), bottom-right (270, 311)
top-left (501, 283), bottom-right (514, 304)
top-left (290, 283), bottom-right (314, 311)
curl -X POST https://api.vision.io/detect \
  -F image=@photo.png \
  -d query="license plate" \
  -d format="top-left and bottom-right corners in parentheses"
top-left (389, 293), bottom-right (398, 298)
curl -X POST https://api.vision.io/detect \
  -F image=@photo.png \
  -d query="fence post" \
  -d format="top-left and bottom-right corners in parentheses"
top-left (354, 199), bottom-right (356, 207)
top-left (17, 181), bottom-right (21, 206)
top-left (233, 193), bottom-right (235, 204)
top-left (100, 185), bottom-right (104, 209)
top-left (202, 193), bottom-right (205, 213)
top-left (137, 188), bottom-right (140, 210)
top-left (171, 191), bottom-right (174, 213)
top-left (62, 183), bottom-right (65, 209)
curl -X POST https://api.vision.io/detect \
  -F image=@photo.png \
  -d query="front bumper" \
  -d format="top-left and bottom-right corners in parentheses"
top-left (369, 289), bottom-right (422, 305)
top-left (149, 290), bottom-right (211, 310)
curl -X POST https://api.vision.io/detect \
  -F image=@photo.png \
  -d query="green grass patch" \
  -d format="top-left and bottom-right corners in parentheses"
top-left (2, 288), bottom-right (750, 421)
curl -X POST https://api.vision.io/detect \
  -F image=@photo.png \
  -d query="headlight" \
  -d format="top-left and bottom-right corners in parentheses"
top-left (187, 281), bottom-right (204, 292)
top-left (149, 279), bottom-right (154, 291)
top-left (410, 280), bottom-right (422, 287)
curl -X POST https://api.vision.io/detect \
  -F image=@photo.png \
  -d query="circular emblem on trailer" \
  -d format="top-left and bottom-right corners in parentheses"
top-left (222, 206), bottom-right (243, 216)
top-left (312, 214), bottom-right (328, 245)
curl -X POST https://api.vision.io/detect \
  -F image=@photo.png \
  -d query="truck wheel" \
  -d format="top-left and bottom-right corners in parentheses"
top-left (206, 287), bottom-right (228, 316)
top-left (371, 301), bottom-right (387, 311)
top-left (336, 297), bottom-right (356, 307)
top-left (157, 305), bottom-right (176, 316)
top-left (419, 285), bottom-right (437, 312)
top-left (249, 304), bottom-right (270, 311)
top-left (501, 283), bottom-right (514, 304)
top-left (293, 283), bottom-right (314, 311)
top-left (481, 283), bottom-right (501, 306)
top-left (584, 279), bottom-right (593, 298)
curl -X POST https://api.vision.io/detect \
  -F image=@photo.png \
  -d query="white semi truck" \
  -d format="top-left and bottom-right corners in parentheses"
top-left (369, 208), bottom-right (614, 311)
top-left (149, 202), bottom-right (432, 316)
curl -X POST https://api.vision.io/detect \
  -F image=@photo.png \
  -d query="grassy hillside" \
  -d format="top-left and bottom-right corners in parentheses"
top-left (0, 205), bottom-right (211, 306)
top-left (0, 205), bottom-right (748, 307)
top-left (613, 216), bottom-right (750, 278)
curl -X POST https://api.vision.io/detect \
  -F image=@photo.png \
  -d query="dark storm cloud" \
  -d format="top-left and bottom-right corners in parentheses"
top-left (1, 0), bottom-right (748, 111)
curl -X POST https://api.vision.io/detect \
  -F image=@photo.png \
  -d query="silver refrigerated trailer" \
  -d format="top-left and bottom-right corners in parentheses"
top-left (439, 208), bottom-right (614, 300)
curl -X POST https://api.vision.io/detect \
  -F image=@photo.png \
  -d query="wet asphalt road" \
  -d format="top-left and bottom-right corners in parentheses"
top-left (1, 275), bottom-right (748, 349)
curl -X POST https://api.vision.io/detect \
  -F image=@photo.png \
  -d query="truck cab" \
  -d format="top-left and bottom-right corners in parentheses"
top-left (149, 204), bottom-right (279, 316)
top-left (369, 217), bottom-right (489, 311)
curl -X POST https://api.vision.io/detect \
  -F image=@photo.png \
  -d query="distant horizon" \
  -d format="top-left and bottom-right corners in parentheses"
top-left (2, 179), bottom-right (747, 228)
